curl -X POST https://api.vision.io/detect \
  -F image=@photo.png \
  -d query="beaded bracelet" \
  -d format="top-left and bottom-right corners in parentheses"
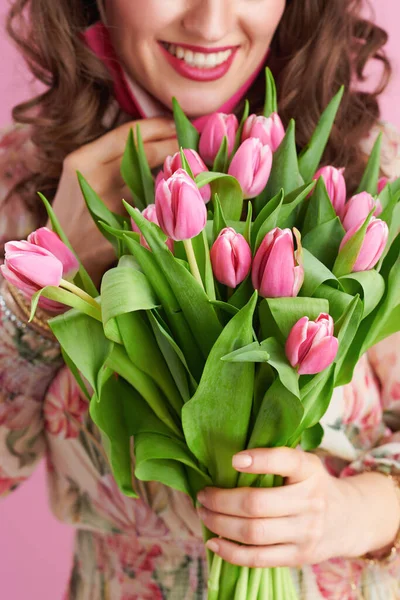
top-left (358, 471), bottom-right (400, 566)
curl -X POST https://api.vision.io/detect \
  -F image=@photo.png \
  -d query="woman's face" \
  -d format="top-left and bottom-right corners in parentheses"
top-left (105, 0), bottom-right (286, 117)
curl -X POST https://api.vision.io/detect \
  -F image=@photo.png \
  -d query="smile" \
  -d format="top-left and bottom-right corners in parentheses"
top-left (158, 41), bottom-right (239, 82)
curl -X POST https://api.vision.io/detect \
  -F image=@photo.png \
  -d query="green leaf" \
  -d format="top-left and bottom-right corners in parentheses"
top-left (135, 124), bottom-right (155, 206)
top-left (356, 132), bottom-right (382, 195)
top-left (302, 177), bottom-right (337, 236)
top-left (259, 297), bottom-right (330, 342)
top-left (251, 190), bottom-right (284, 248)
top-left (30, 286), bottom-right (101, 323)
top-left (182, 293), bottom-right (258, 488)
top-left (263, 67), bottom-right (278, 117)
top-left (120, 128), bottom-right (146, 210)
top-left (254, 192), bottom-right (284, 250)
top-left (37, 192), bottom-right (98, 297)
top-left (298, 86), bottom-right (344, 182)
top-left (333, 208), bottom-right (375, 277)
top-left (232, 99), bottom-right (250, 155)
top-left (255, 120), bottom-right (302, 214)
top-left (243, 202), bottom-right (253, 245)
top-left (334, 295), bottom-right (363, 366)
top-left (277, 182), bottom-right (316, 229)
top-left (339, 270), bottom-right (385, 318)
top-left (191, 229), bottom-right (216, 300)
top-left (76, 171), bottom-right (125, 257)
top-left (238, 379), bottom-right (303, 487)
top-left (313, 283), bottom-right (354, 323)
top-left (302, 217), bottom-right (345, 269)
top-left (127, 205), bottom-right (223, 360)
top-left (172, 97), bottom-right (200, 150)
top-left (196, 172), bottom-right (244, 221)
top-left (179, 147), bottom-right (195, 179)
top-left (212, 194), bottom-right (228, 242)
top-left (212, 136), bottom-right (229, 173)
top-left (300, 248), bottom-right (338, 297)
top-left (50, 310), bottom-right (112, 396)
top-left (301, 423), bottom-right (324, 451)
top-left (60, 347), bottom-right (91, 401)
top-left (222, 342), bottom-right (270, 363)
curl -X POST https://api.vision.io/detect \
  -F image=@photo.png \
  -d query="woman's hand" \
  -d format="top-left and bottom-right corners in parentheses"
top-left (197, 447), bottom-right (400, 568)
top-left (49, 117), bottom-right (178, 286)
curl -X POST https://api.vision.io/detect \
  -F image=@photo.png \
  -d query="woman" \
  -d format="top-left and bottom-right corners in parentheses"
top-left (1, 0), bottom-right (400, 598)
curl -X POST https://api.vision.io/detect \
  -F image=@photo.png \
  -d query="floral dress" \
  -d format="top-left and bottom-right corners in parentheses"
top-left (1, 106), bottom-right (400, 600)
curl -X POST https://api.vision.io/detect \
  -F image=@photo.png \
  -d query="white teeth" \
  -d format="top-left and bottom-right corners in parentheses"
top-left (165, 43), bottom-right (233, 69)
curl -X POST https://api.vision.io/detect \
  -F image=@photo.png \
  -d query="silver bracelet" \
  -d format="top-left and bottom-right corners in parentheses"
top-left (0, 290), bottom-right (59, 348)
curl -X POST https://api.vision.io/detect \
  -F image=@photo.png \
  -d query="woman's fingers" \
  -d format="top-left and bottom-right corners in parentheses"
top-left (197, 481), bottom-right (313, 518)
top-left (198, 507), bottom-right (304, 546)
top-left (206, 538), bottom-right (302, 568)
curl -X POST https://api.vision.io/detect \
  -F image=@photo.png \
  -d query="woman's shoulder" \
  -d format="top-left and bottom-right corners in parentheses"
top-left (0, 122), bottom-right (39, 252)
top-left (361, 120), bottom-right (400, 179)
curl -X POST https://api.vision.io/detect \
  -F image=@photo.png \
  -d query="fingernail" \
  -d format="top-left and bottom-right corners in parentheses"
top-left (206, 540), bottom-right (220, 553)
top-left (197, 491), bottom-right (206, 504)
top-left (232, 454), bottom-right (253, 469)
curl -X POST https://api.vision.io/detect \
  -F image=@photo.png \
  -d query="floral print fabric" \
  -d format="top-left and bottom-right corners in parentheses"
top-left (1, 106), bottom-right (400, 599)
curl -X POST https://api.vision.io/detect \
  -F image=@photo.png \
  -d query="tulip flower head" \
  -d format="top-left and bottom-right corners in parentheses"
top-left (199, 113), bottom-right (239, 166)
top-left (242, 113), bottom-right (285, 152)
top-left (341, 192), bottom-right (382, 232)
top-left (313, 166), bottom-right (346, 218)
top-left (130, 204), bottom-right (174, 252)
top-left (377, 177), bottom-right (389, 194)
top-left (210, 228), bottom-right (252, 288)
top-left (228, 138), bottom-right (273, 199)
top-left (339, 216), bottom-right (388, 272)
top-left (155, 169), bottom-right (207, 241)
top-left (0, 240), bottom-right (66, 312)
top-left (163, 149), bottom-right (211, 203)
top-left (27, 227), bottom-right (79, 279)
top-left (252, 227), bottom-right (304, 298)
top-left (285, 313), bottom-right (339, 375)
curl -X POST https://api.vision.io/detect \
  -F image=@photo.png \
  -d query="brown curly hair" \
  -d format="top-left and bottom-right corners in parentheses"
top-left (5, 0), bottom-right (391, 219)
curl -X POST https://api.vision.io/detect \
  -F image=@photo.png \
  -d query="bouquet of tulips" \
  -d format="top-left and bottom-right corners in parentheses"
top-left (2, 69), bottom-right (400, 599)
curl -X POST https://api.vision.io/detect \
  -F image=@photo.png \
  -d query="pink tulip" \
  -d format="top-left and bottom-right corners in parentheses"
top-left (242, 113), bottom-right (285, 152)
top-left (155, 169), bottom-right (165, 191)
top-left (341, 192), bottom-right (382, 232)
top-left (163, 149), bottom-right (211, 203)
top-left (339, 216), bottom-right (388, 272)
top-left (285, 313), bottom-right (339, 375)
top-left (130, 204), bottom-right (174, 252)
top-left (252, 227), bottom-right (304, 298)
top-left (377, 176), bottom-right (389, 194)
top-left (228, 138), bottom-right (273, 199)
top-left (155, 169), bottom-right (207, 241)
top-left (210, 228), bottom-right (252, 288)
top-left (0, 240), bottom-right (66, 312)
top-left (313, 166), bottom-right (346, 218)
top-left (199, 113), bottom-right (239, 166)
top-left (27, 227), bottom-right (79, 278)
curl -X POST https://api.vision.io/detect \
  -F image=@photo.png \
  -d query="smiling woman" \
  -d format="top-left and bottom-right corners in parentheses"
top-left (1, 0), bottom-right (400, 599)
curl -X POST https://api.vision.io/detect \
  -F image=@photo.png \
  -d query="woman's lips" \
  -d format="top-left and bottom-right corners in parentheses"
top-left (158, 42), bottom-right (239, 83)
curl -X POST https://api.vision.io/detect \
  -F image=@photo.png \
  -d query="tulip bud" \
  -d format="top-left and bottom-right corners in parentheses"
top-left (155, 169), bottom-right (207, 241)
top-left (27, 227), bottom-right (79, 279)
top-left (163, 149), bottom-right (211, 203)
top-left (199, 113), bottom-right (239, 165)
top-left (155, 169), bottom-right (165, 191)
top-left (339, 216), bottom-right (388, 272)
top-left (341, 192), bottom-right (382, 232)
top-left (0, 240), bottom-right (66, 312)
top-left (252, 227), bottom-right (304, 298)
top-left (210, 228), bottom-right (252, 288)
top-left (285, 313), bottom-right (339, 375)
top-left (130, 204), bottom-right (174, 252)
top-left (313, 166), bottom-right (346, 218)
top-left (228, 138), bottom-right (272, 199)
top-left (242, 113), bottom-right (285, 152)
top-left (377, 176), bottom-right (389, 194)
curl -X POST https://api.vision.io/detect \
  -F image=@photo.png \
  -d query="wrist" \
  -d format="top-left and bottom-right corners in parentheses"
top-left (343, 472), bottom-right (400, 557)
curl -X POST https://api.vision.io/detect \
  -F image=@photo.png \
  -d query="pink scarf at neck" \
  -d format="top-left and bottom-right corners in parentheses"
top-left (80, 22), bottom-right (268, 132)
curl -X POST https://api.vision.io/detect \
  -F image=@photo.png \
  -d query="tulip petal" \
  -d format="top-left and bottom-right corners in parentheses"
top-left (298, 336), bottom-right (338, 375)
top-left (285, 316), bottom-right (309, 367)
top-left (8, 253), bottom-right (63, 288)
top-left (353, 220), bottom-right (388, 271)
top-left (28, 227), bottom-right (79, 277)
top-left (259, 231), bottom-right (296, 297)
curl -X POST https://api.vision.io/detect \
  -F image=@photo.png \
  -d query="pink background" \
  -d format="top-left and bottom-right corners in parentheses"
top-left (0, 2), bottom-right (399, 599)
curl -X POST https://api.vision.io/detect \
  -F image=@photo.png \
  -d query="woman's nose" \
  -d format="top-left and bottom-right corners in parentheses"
top-left (182, 0), bottom-right (235, 43)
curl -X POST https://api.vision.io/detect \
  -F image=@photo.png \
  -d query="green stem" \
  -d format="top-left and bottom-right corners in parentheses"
top-left (248, 568), bottom-right (262, 600)
top-left (234, 567), bottom-right (249, 600)
top-left (259, 568), bottom-right (271, 600)
top-left (183, 238), bottom-right (204, 290)
top-left (283, 567), bottom-right (299, 600)
top-left (208, 553), bottom-right (223, 600)
top-left (60, 279), bottom-right (100, 312)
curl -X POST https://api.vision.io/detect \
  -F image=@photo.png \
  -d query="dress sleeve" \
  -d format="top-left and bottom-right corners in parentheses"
top-left (0, 123), bottom-right (63, 498)
top-left (339, 121), bottom-right (400, 480)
